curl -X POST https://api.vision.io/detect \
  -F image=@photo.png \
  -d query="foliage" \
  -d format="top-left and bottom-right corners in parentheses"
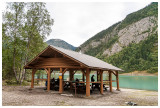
top-left (2, 2), bottom-right (53, 84)
top-left (106, 33), bottom-right (158, 73)
top-left (147, 67), bottom-right (158, 73)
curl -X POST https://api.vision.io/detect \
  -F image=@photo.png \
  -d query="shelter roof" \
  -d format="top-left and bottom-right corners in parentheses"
top-left (25, 45), bottom-right (123, 71)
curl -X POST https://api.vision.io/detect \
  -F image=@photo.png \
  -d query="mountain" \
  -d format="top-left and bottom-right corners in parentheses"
top-left (46, 39), bottom-right (76, 50)
top-left (77, 2), bottom-right (158, 73)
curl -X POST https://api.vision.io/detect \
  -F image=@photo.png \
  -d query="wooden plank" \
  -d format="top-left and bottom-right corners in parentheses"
top-left (28, 66), bottom-right (84, 69)
top-left (63, 81), bottom-right (107, 83)
top-left (35, 79), bottom-right (47, 80)
top-left (37, 60), bottom-right (80, 64)
top-left (112, 71), bottom-right (117, 76)
top-left (74, 70), bottom-right (77, 74)
top-left (35, 62), bottom-right (80, 66)
top-left (37, 61), bottom-right (80, 65)
top-left (33, 65), bottom-right (80, 68)
top-left (25, 65), bottom-right (115, 71)
top-left (103, 80), bottom-right (116, 82)
top-left (62, 68), bottom-right (68, 75)
top-left (90, 82), bottom-right (101, 83)
top-left (86, 68), bottom-right (90, 97)
top-left (50, 46), bottom-right (88, 68)
top-left (44, 68), bottom-right (48, 74)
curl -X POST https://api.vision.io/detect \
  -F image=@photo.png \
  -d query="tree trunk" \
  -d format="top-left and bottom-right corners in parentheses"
top-left (20, 35), bottom-right (31, 84)
top-left (20, 69), bottom-right (26, 85)
top-left (13, 48), bottom-right (19, 83)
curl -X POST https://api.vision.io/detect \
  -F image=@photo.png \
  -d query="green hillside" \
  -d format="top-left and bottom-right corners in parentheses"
top-left (106, 32), bottom-right (158, 73)
top-left (80, 2), bottom-right (158, 49)
top-left (78, 2), bottom-right (158, 73)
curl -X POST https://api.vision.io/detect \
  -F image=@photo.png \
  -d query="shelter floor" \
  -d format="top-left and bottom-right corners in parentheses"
top-left (2, 85), bottom-right (158, 106)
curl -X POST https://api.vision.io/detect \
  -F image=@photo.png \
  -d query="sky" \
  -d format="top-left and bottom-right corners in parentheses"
top-left (1, 2), bottom-right (151, 47)
top-left (45, 2), bottom-right (151, 47)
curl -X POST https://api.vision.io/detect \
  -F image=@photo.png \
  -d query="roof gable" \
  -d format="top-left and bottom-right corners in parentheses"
top-left (50, 45), bottom-right (123, 71)
top-left (25, 45), bottom-right (123, 71)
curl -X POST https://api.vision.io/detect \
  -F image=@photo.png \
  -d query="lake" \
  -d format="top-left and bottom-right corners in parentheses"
top-left (36, 73), bottom-right (158, 91)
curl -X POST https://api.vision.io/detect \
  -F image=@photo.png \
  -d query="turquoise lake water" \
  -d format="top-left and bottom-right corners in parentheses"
top-left (35, 73), bottom-right (158, 91)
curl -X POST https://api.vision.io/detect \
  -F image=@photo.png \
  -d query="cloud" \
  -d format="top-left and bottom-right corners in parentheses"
top-left (46, 2), bottom-right (151, 47)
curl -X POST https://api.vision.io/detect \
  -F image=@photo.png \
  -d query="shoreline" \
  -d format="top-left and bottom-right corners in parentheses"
top-left (119, 71), bottom-right (158, 76)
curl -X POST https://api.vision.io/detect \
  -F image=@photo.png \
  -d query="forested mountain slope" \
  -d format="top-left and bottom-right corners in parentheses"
top-left (46, 39), bottom-right (76, 50)
top-left (78, 2), bottom-right (158, 73)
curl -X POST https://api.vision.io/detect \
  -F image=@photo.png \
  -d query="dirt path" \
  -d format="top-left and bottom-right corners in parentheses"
top-left (2, 86), bottom-right (158, 106)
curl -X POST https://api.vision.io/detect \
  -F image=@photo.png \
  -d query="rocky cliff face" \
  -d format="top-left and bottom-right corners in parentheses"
top-left (78, 3), bottom-right (158, 73)
top-left (79, 3), bottom-right (158, 58)
top-left (102, 16), bottom-right (157, 56)
top-left (80, 16), bottom-right (157, 57)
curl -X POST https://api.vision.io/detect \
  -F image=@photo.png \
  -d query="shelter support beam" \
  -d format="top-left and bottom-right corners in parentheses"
top-left (69, 70), bottom-right (74, 90)
top-left (47, 68), bottom-right (51, 91)
top-left (59, 68), bottom-right (63, 93)
top-left (97, 71), bottom-right (99, 81)
top-left (31, 69), bottom-right (37, 88)
top-left (109, 71), bottom-right (112, 92)
top-left (86, 68), bottom-right (90, 97)
top-left (116, 71), bottom-right (120, 91)
top-left (100, 70), bottom-right (103, 94)
top-left (81, 69), bottom-right (85, 81)
top-left (83, 73), bottom-right (85, 82)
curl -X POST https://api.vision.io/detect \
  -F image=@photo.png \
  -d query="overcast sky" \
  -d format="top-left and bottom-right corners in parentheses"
top-left (45, 2), bottom-right (151, 47)
top-left (1, 2), bottom-right (151, 47)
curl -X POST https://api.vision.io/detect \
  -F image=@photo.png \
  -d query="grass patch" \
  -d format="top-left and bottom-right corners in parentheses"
top-left (3, 80), bottom-right (31, 86)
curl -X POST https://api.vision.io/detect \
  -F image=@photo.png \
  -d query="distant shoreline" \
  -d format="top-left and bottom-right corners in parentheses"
top-left (120, 71), bottom-right (158, 76)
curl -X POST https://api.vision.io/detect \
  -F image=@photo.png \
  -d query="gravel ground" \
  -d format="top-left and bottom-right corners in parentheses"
top-left (2, 86), bottom-right (158, 106)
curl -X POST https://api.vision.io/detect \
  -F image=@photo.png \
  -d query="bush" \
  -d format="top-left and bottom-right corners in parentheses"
top-left (147, 67), bottom-right (158, 73)
top-left (5, 80), bottom-right (17, 85)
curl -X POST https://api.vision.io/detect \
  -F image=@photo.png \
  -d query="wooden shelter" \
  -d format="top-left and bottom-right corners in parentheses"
top-left (24, 45), bottom-right (123, 96)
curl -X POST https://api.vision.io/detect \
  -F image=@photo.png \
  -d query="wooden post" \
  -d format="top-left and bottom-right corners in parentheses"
top-left (59, 68), bottom-right (63, 93)
top-left (75, 82), bottom-right (77, 96)
top-left (47, 68), bottom-right (51, 91)
top-left (100, 70), bottom-right (103, 94)
top-left (31, 69), bottom-right (36, 88)
top-left (82, 72), bottom-right (85, 82)
top-left (86, 68), bottom-right (90, 97)
top-left (109, 71), bottom-right (112, 92)
top-left (97, 70), bottom-right (99, 81)
top-left (69, 70), bottom-right (73, 90)
top-left (116, 71), bottom-right (120, 91)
